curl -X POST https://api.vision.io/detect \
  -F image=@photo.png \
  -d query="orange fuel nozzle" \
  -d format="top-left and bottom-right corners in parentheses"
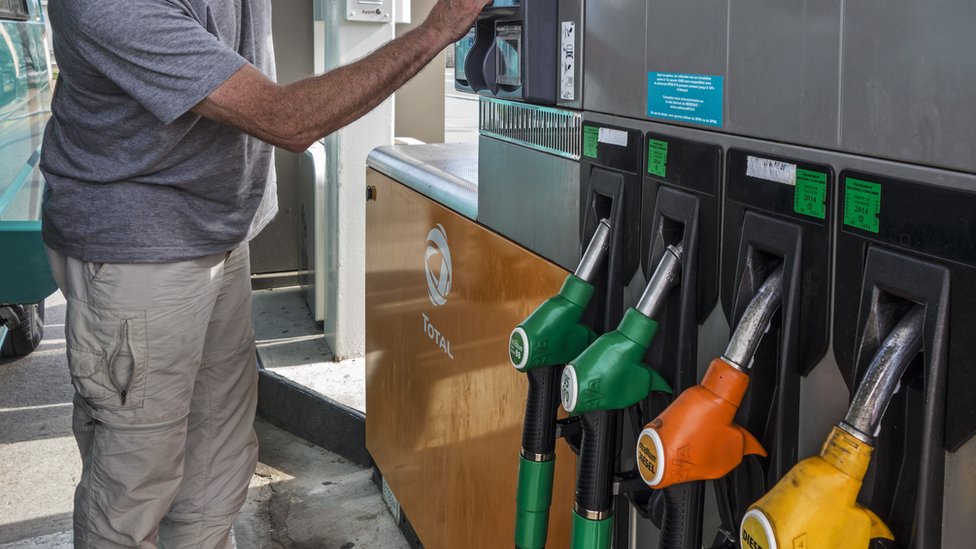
top-left (636, 357), bottom-right (765, 488)
top-left (637, 265), bottom-right (783, 489)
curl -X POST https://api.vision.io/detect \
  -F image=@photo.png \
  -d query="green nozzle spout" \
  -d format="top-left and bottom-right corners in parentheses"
top-left (510, 275), bottom-right (598, 372)
top-left (560, 309), bottom-right (671, 415)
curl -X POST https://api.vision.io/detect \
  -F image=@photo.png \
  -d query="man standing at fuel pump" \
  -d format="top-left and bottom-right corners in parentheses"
top-left (40, 0), bottom-right (489, 547)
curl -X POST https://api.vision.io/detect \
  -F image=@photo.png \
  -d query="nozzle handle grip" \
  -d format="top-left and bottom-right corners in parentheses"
top-left (575, 410), bottom-right (617, 515)
top-left (660, 482), bottom-right (705, 549)
top-left (521, 366), bottom-right (562, 458)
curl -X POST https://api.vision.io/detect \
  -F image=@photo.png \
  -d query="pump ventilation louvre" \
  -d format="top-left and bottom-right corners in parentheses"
top-left (479, 98), bottom-right (582, 160)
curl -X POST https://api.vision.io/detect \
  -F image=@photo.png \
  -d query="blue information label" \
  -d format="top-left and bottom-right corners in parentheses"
top-left (647, 72), bottom-right (724, 127)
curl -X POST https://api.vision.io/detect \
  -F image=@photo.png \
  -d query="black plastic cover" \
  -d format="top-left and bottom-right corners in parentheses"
top-left (459, 0), bottom-right (558, 104)
top-left (835, 246), bottom-right (949, 549)
top-left (717, 150), bottom-right (834, 537)
top-left (834, 170), bottom-right (976, 452)
top-left (580, 122), bottom-right (643, 333)
top-left (721, 150), bottom-right (833, 377)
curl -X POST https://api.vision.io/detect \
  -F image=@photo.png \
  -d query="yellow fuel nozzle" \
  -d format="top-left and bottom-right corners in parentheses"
top-left (740, 427), bottom-right (893, 549)
top-left (741, 306), bottom-right (925, 549)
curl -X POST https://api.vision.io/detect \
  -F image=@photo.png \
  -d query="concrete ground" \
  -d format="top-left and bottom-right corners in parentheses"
top-left (251, 286), bottom-right (365, 413)
top-left (0, 291), bottom-right (407, 548)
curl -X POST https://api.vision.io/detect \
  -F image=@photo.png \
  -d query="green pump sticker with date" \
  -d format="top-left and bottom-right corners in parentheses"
top-left (844, 178), bottom-right (882, 233)
top-left (583, 126), bottom-right (599, 158)
top-left (647, 139), bottom-right (668, 178)
top-left (794, 169), bottom-right (827, 219)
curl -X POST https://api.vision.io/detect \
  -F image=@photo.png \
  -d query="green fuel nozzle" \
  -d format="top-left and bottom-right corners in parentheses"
top-left (560, 244), bottom-right (683, 416)
top-left (513, 219), bottom-right (611, 549)
top-left (510, 219), bottom-right (611, 372)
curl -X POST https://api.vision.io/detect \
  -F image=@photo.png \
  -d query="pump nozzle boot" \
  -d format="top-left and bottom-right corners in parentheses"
top-left (740, 427), bottom-right (894, 549)
top-left (560, 308), bottom-right (672, 415)
top-left (636, 357), bottom-right (765, 488)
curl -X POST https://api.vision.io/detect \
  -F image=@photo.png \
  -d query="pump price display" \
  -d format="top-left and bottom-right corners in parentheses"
top-left (793, 169), bottom-right (827, 219)
top-left (844, 178), bottom-right (882, 233)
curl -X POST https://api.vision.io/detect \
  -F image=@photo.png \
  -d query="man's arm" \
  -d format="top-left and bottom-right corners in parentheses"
top-left (194, 0), bottom-right (490, 153)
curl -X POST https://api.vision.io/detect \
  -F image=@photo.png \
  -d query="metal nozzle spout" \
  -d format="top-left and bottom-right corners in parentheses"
top-left (841, 306), bottom-right (924, 442)
top-left (575, 219), bottom-right (612, 283)
top-left (722, 266), bottom-right (785, 370)
top-left (635, 244), bottom-right (683, 320)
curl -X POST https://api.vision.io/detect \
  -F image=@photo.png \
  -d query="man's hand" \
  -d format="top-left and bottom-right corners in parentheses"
top-left (195, 0), bottom-right (492, 152)
top-left (423, 0), bottom-right (493, 43)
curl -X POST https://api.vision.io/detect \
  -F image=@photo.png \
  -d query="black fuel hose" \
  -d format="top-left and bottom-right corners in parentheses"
top-left (660, 481), bottom-right (705, 549)
top-left (522, 366), bottom-right (563, 457)
top-left (576, 410), bottom-right (619, 515)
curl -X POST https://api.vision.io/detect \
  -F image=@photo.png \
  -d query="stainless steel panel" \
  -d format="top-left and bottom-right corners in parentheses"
top-left (646, 0), bottom-right (728, 78)
top-left (841, 0), bottom-right (976, 174)
top-left (727, 0), bottom-right (840, 145)
top-left (366, 143), bottom-right (479, 220)
top-left (478, 136), bottom-right (581, 270)
top-left (582, 0), bottom-right (646, 118)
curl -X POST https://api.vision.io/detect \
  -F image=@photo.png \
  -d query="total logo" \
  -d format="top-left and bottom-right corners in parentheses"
top-left (424, 224), bottom-right (453, 307)
top-left (422, 224), bottom-right (455, 361)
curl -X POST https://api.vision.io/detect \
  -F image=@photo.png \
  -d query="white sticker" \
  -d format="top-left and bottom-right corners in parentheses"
top-left (746, 156), bottom-right (796, 185)
top-left (560, 21), bottom-right (576, 101)
top-left (598, 127), bottom-right (628, 147)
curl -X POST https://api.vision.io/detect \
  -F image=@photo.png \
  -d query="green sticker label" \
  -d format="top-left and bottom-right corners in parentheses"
top-left (793, 169), bottom-right (827, 219)
top-left (844, 178), bottom-right (882, 233)
top-left (583, 126), bottom-right (599, 158)
top-left (647, 139), bottom-right (668, 178)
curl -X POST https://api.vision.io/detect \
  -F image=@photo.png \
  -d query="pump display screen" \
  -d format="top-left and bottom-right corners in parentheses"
top-left (495, 25), bottom-right (522, 87)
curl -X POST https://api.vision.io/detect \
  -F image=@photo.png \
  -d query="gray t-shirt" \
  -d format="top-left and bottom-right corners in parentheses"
top-left (41, 0), bottom-right (278, 263)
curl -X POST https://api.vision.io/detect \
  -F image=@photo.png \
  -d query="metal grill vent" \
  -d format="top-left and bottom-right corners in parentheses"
top-left (479, 98), bottom-right (582, 160)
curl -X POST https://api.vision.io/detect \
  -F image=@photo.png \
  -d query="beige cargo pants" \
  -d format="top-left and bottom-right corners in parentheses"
top-left (48, 243), bottom-right (259, 549)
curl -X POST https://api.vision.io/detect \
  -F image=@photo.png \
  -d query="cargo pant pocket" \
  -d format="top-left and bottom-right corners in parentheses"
top-left (66, 301), bottom-right (148, 411)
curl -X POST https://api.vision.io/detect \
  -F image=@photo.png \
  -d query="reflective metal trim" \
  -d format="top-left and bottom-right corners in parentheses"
top-left (479, 98), bottom-right (582, 160)
top-left (573, 504), bottom-right (612, 521)
top-left (520, 448), bottom-right (556, 462)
